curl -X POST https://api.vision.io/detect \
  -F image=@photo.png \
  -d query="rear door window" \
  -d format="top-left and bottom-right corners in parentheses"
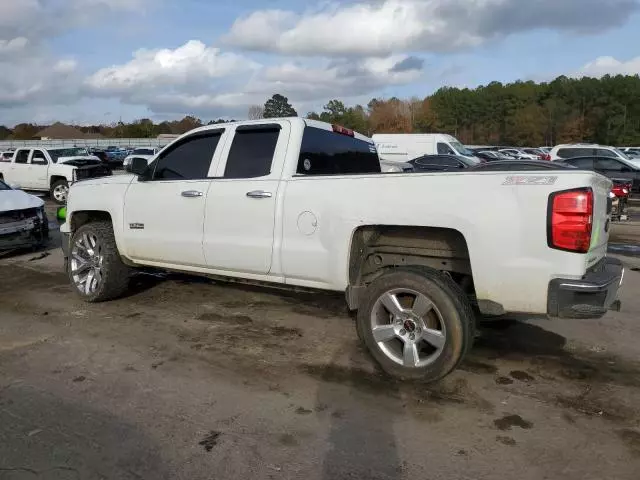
top-left (224, 126), bottom-right (280, 179)
top-left (297, 126), bottom-right (380, 175)
top-left (14, 150), bottom-right (29, 164)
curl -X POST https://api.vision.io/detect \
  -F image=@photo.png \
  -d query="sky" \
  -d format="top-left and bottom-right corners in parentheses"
top-left (1, 0), bottom-right (640, 126)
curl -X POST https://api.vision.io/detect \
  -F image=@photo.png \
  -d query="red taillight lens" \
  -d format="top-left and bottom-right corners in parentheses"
top-left (541, 153), bottom-right (551, 161)
top-left (548, 189), bottom-right (593, 253)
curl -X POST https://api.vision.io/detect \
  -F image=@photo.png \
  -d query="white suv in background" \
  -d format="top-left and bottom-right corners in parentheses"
top-left (550, 144), bottom-right (630, 161)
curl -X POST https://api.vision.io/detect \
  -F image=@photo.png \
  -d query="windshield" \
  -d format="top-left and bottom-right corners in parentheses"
top-left (47, 147), bottom-right (90, 163)
top-left (450, 141), bottom-right (474, 157)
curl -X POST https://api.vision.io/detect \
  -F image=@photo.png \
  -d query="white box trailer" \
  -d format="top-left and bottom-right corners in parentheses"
top-left (372, 133), bottom-right (478, 163)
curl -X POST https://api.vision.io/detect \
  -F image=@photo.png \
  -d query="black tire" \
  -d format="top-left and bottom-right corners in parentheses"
top-left (68, 221), bottom-right (132, 302)
top-left (356, 266), bottom-right (475, 382)
top-left (50, 179), bottom-right (69, 205)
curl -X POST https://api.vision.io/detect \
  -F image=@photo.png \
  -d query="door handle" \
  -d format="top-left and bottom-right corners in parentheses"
top-left (246, 190), bottom-right (272, 199)
top-left (181, 190), bottom-right (203, 198)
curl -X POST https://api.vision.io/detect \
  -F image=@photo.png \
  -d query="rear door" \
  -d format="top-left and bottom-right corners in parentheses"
top-left (203, 122), bottom-right (290, 275)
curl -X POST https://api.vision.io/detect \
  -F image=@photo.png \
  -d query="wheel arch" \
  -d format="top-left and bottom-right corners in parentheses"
top-left (50, 175), bottom-right (69, 187)
top-left (68, 210), bottom-right (134, 266)
top-left (346, 225), bottom-right (474, 310)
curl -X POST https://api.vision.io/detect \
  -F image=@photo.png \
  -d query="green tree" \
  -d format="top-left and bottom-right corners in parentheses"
top-left (263, 94), bottom-right (297, 118)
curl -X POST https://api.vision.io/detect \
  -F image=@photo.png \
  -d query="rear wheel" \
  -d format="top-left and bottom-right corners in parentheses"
top-left (356, 267), bottom-right (475, 382)
top-left (68, 221), bottom-right (132, 302)
top-left (50, 179), bottom-right (69, 204)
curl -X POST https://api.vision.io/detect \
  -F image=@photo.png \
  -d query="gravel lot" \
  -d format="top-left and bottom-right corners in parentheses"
top-left (1, 199), bottom-right (640, 480)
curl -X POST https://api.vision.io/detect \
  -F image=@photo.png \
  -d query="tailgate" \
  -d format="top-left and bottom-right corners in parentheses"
top-left (586, 174), bottom-right (613, 268)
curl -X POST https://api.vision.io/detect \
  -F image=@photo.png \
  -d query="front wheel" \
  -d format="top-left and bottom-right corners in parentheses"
top-left (50, 179), bottom-right (69, 204)
top-left (356, 267), bottom-right (475, 382)
top-left (68, 221), bottom-right (132, 302)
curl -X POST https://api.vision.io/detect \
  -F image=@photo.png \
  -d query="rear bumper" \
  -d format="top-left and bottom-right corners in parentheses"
top-left (548, 257), bottom-right (624, 319)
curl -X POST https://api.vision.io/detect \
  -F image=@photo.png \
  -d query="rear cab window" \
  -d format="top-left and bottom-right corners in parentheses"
top-left (297, 126), bottom-right (380, 175)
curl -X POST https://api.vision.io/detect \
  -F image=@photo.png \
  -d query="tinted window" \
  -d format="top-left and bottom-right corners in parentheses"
top-left (224, 128), bottom-right (280, 179)
top-left (414, 156), bottom-right (461, 169)
top-left (595, 158), bottom-right (624, 171)
top-left (32, 150), bottom-right (47, 165)
top-left (556, 148), bottom-right (592, 159)
top-left (565, 157), bottom-right (594, 169)
top-left (437, 143), bottom-right (455, 155)
top-left (133, 148), bottom-right (155, 155)
top-left (14, 150), bottom-right (29, 164)
top-left (596, 149), bottom-right (618, 158)
top-left (297, 127), bottom-right (380, 175)
top-left (152, 132), bottom-right (221, 180)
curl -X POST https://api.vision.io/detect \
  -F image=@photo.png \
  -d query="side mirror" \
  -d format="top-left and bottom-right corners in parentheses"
top-left (127, 157), bottom-right (150, 177)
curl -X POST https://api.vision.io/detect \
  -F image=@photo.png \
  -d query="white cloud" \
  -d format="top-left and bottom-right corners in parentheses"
top-left (224, 0), bottom-right (639, 56)
top-left (575, 56), bottom-right (640, 78)
top-left (0, 0), bottom-right (148, 112)
top-left (81, 40), bottom-right (424, 117)
top-left (85, 41), bottom-right (258, 94)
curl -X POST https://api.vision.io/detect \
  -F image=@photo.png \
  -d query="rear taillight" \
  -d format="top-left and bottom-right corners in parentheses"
top-left (541, 153), bottom-right (551, 161)
top-left (548, 188), bottom-right (593, 253)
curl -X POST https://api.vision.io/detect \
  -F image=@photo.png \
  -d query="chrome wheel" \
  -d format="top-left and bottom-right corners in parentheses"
top-left (70, 233), bottom-right (104, 295)
top-left (370, 288), bottom-right (446, 368)
top-left (53, 184), bottom-right (68, 203)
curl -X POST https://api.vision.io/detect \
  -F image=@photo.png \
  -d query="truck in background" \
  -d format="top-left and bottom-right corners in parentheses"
top-left (373, 133), bottom-right (479, 164)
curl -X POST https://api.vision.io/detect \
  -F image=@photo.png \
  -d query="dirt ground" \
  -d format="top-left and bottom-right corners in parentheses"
top-left (1, 200), bottom-right (640, 479)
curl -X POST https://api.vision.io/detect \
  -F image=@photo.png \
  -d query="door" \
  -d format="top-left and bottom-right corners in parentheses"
top-left (8, 149), bottom-right (31, 187)
top-left (27, 149), bottom-right (50, 189)
top-left (203, 122), bottom-right (290, 275)
top-left (122, 130), bottom-right (225, 267)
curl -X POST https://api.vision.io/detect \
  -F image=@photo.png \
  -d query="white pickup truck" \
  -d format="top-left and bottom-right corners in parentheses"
top-left (0, 147), bottom-right (112, 204)
top-left (59, 118), bottom-right (624, 382)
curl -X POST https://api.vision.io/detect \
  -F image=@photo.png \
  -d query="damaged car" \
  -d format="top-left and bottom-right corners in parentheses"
top-left (0, 147), bottom-right (112, 205)
top-left (0, 180), bottom-right (49, 251)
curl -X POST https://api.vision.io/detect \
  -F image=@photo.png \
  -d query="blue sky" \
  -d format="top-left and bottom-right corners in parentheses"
top-left (1, 0), bottom-right (639, 126)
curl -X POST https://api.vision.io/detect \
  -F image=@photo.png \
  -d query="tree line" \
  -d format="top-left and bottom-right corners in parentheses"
top-left (2, 75), bottom-right (640, 146)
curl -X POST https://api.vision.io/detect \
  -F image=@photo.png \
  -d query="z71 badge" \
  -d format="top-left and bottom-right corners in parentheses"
top-left (129, 223), bottom-right (144, 230)
top-left (503, 176), bottom-right (558, 186)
